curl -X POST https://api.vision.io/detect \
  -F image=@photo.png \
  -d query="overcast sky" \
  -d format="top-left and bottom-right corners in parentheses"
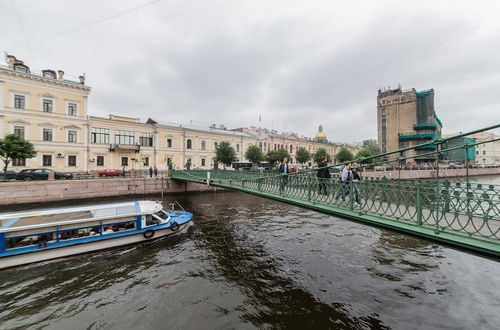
top-left (1, 0), bottom-right (499, 142)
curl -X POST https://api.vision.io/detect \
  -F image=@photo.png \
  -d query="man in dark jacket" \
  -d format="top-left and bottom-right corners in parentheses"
top-left (278, 158), bottom-right (289, 190)
top-left (317, 158), bottom-right (330, 195)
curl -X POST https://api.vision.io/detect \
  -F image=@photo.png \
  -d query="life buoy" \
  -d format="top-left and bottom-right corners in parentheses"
top-left (143, 229), bottom-right (155, 239)
top-left (170, 222), bottom-right (180, 231)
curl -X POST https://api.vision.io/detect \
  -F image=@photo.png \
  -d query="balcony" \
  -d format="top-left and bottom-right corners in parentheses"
top-left (398, 133), bottom-right (438, 141)
top-left (109, 143), bottom-right (140, 152)
top-left (413, 122), bottom-right (438, 131)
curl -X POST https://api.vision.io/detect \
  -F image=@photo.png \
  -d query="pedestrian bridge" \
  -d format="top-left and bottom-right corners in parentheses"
top-left (171, 169), bottom-right (500, 258)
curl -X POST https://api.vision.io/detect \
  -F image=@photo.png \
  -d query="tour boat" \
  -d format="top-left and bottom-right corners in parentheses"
top-left (0, 200), bottom-right (193, 270)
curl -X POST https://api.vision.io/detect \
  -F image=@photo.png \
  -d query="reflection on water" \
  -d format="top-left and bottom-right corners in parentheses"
top-left (1, 192), bottom-right (500, 329)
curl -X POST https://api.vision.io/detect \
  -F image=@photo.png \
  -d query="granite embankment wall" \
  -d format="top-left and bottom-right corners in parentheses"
top-left (362, 167), bottom-right (500, 179)
top-left (0, 177), bottom-right (216, 205)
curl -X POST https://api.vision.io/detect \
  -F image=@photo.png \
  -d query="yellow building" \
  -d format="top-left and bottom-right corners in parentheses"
top-left (0, 55), bottom-right (91, 171)
top-left (1, 55), bottom-right (361, 173)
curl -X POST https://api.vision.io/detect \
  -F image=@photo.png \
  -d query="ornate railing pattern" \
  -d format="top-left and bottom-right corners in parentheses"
top-left (172, 170), bottom-right (500, 242)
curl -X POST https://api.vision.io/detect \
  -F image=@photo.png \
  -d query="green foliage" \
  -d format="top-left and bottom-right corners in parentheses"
top-left (336, 147), bottom-right (354, 164)
top-left (362, 139), bottom-right (381, 156)
top-left (0, 134), bottom-right (37, 173)
top-left (295, 147), bottom-right (311, 164)
top-left (355, 148), bottom-right (373, 164)
top-left (215, 141), bottom-right (237, 168)
top-left (245, 145), bottom-right (264, 165)
top-left (312, 148), bottom-right (331, 164)
top-left (266, 148), bottom-right (290, 167)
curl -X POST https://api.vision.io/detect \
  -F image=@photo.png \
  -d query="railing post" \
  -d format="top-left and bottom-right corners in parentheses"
top-left (207, 171), bottom-right (210, 186)
top-left (308, 176), bottom-right (312, 201)
top-left (416, 183), bottom-right (422, 226)
top-left (349, 182), bottom-right (354, 211)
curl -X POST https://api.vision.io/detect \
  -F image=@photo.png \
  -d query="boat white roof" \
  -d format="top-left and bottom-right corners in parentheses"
top-left (0, 200), bottom-right (161, 228)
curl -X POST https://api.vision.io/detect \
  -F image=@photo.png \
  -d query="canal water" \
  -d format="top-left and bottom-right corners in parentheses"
top-left (1, 190), bottom-right (500, 329)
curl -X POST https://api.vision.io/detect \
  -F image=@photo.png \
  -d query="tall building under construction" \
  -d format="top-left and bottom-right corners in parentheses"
top-left (377, 87), bottom-right (442, 163)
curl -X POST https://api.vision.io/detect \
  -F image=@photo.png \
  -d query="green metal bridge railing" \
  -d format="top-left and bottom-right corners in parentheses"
top-left (171, 124), bottom-right (500, 257)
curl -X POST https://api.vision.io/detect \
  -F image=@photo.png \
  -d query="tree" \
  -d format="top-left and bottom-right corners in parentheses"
top-left (245, 145), bottom-right (264, 165)
top-left (295, 147), bottom-right (311, 165)
top-left (0, 134), bottom-right (37, 173)
top-left (266, 148), bottom-right (290, 167)
top-left (355, 148), bottom-right (373, 164)
top-left (336, 147), bottom-right (354, 163)
top-left (312, 148), bottom-right (331, 164)
top-left (362, 139), bottom-right (381, 156)
top-left (215, 141), bottom-right (237, 169)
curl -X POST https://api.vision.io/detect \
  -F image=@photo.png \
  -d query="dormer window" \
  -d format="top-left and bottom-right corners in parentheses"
top-left (42, 70), bottom-right (56, 79)
top-left (13, 64), bottom-right (30, 73)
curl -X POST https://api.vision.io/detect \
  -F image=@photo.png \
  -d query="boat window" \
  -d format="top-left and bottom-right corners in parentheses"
top-left (6, 232), bottom-right (56, 250)
top-left (145, 214), bottom-right (161, 226)
top-left (154, 211), bottom-right (169, 220)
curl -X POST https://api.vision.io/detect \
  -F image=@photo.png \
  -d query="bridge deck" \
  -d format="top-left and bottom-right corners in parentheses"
top-left (171, 170), bottom-right (500, 258)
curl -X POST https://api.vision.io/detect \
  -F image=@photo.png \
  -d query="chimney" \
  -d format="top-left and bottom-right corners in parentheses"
top-left (6, 55), bottom-right (17, 68)
top-left (57, 70), bottom-right (64, 79)
top-left (79, 75), bottom-right (85, 85)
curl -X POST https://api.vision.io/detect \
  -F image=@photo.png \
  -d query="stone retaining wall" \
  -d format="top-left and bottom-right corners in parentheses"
top-left (0, 177), bottom-right (217, 205)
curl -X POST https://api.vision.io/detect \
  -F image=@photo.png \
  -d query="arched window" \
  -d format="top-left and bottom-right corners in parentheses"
top-left (186, 139), bottom-right (192, 149)
top-left (201, 140), bottom-right (206, 150)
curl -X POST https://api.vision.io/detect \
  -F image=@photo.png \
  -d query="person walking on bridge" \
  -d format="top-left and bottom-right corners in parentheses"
top-left (335, 162), bottom-right (353, 201)
top-left (317, 157), bottom-right (330, 195)
top-left (278, 157), bottom-right (290, 191)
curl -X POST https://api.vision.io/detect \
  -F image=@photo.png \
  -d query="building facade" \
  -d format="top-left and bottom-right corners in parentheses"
top-left (377, 86), bottom-right (442, 163)
top-left (0, 55), bottom-right (91, 171)
top-left (470, 132), bottom-right (500, 165)
top-left (1, 55), bottom-right (360, 173)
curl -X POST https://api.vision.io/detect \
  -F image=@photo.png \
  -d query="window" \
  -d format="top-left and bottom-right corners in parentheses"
top-left (43, 99), bottom-right (53, 112)
top-left (115, 130), bottom-right (134, 145)
top-left (121, 157), bottom-right (128, 166)
top-left (201, 158), bottom-right (206, 166)
top-left (264, 143), bottom-right (266, 152)
top-left (43, 155), bottom-right (52, 166)
top-left (259, 142), bottom-right (262, 150)
top-left (68, 103), bottom-right (77, 116)
top-left (139, 133), bottom-right (153, 146)
top-left (12, 158), bottom-right (26, 166)
top-left (143, 157), bottom-right (149, 166)
top-left (96, 156), bottom-right (104, 166)
top-left (483, 151), bottom-right (486, 155)
top-left (214, 142), bottom-right (218, 150)
top-left (186, 139), bottom-right (192, 149)
top-left (201, 140), bottom-right (206, 150)
top-left (14, 126), bottom-right (25, 138)
top-left (68, 155), bottom-right (77, 167)
top-left (167, 138), bottom-right (172, 148)
top-left (43, 128), bottom-right (53, 141)
top-left (167, 158), bottom-right (172, 167)
top-left (14, 95), bottom-right (25, 109)
top-left (68, 130), bottom-right (77, 143)
top-left (476, 151), bottom-right (479, 155)
top-left (91, 128), bottom-right (109, 144)
top-left (236, 144), bottom-right (240, 152)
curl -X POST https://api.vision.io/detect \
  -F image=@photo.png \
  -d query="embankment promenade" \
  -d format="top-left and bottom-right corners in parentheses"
top-left (0, 177), bottom-right (216, 206)
top-left (362, 167), bottom-right (500, 180)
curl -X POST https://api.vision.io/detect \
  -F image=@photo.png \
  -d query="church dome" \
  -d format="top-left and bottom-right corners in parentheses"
top-left (315, 124), bottom-right (327, 140)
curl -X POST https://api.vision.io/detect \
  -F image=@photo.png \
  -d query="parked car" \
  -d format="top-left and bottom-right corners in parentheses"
top-left (0, 170), bottom-right (18, 180)
top-left (98, 169), bottom-right (122, 177)
top-left (16, 169), bottom-right (73, 180)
